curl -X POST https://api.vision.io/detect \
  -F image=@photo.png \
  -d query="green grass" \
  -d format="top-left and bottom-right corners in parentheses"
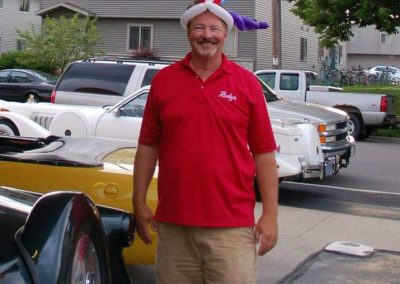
top-left (343, 84), bottom-right (400, 115)
top-left (343, 84), bottom-right (400, 138)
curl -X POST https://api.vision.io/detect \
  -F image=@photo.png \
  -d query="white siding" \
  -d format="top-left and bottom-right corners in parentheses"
top-left (346, 25), bottom-right (400, 69)
top-left (255, 0), bottom-right (272, 70)
top-left (281, 1), bottom-right (319, 71)
top-left (0, 0), bottom-right (41, 53)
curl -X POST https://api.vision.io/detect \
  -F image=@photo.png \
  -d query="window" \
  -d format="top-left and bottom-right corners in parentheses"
top-left (381, 33), bottom-right (391, 44)
top-left (223, 28), bottom-right (238, 56)
top-left (16, 39), bottom-right (26, 50)
top-left (57, 62), bottom-right (136, 96)
top-left (300, 37), bottom-right (307, 61)
top-left (20, 0), bottom-right (29, 12)
top-left (128, 25), bottom-right (152, 51)
top-left (318, 43), bottom-right (324, 62)
top-left (0, 0), bottom-right (3, 8)
top-left (258, 73), bottom-right (276, 89)
top-left (119, 92), bottom-right (149, 118)
top-left (0, 70), bottom-right (10, 83)
top-left (9, 71), bottom-right (34, 83)
top-left (141, 69), bottom-right (160, 87)
top-left (280, 74), bottom-right (299, 91)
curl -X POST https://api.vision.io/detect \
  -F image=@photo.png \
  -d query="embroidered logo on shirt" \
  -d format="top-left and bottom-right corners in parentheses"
top-left (218, 91), bottom-right (237, 102)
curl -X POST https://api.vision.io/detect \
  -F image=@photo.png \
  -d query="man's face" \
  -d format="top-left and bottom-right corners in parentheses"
top-left (187, 11), bottom-right (227, 60)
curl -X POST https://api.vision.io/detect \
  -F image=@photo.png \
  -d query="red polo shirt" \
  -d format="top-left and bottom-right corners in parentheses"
top-left (139, 53), bottom-right (276, 227)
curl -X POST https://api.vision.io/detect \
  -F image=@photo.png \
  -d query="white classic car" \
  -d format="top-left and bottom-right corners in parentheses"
top-left (0, 86), bottom-right (325, 180)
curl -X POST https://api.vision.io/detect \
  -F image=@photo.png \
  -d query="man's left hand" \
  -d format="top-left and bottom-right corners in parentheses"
top-left (254, 213), bottom-right (278, 256)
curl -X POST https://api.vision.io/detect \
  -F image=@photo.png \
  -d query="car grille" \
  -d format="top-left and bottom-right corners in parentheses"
top-left (30, 113), bottom-right (55, 130)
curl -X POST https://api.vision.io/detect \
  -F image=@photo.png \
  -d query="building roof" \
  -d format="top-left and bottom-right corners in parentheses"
top-left (36, 2), bottom-right (96, 17)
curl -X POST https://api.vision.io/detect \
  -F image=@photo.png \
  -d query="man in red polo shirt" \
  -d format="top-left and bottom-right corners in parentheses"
top-left (133, 0), bottom-right (278, 283)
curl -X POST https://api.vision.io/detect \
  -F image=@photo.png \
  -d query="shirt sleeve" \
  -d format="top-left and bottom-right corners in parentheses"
top-left (138, 77), bottom-right (162, 145)
top-left (247, 74), bottom-right (277, 154)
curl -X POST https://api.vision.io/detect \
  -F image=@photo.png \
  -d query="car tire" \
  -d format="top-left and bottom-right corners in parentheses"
top-left (62, 200), bottom-right (111, 284)
top-left (0, 119), bottom-right (20, 136)
top-left (348, 113), bottom-right (362, 140)
top-left (25, 93), bottom-right (39, 103)
top-left (359, 127), bottom-right (374, 140)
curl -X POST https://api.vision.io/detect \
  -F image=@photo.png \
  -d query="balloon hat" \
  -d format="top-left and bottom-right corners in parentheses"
top-left (180, 0), bottom-right (269, 31)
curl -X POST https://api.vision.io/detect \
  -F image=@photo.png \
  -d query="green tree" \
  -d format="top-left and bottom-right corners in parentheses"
top-left (17, 14), bottom-right (102, 72)
top-left (287, 0), bottom-right (400, 47)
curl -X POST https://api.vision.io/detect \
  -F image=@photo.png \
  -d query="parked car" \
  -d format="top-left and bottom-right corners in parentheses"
top-left (0, 86), bottom-right (334, 180)
top-left (0, 186), bottom-right (134, 283)
top-left (0, 135), bottom-right (158, 265)
top-left (0, 69), bottom-right (56, 103)
top-left (50, 58), bottom-right (168, 105)
top-left (363, 65), bottom-right (400, 79)
top-left (255, 69), bottom-right (398, 140)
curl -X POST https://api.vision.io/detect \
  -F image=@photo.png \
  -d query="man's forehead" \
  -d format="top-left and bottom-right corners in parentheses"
top-left (190, 11), bottom-right (227, 27)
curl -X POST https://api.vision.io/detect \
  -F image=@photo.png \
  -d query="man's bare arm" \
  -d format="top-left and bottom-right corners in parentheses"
top-left (133, 143), bottom-right (159, 244)
top-left (253, 152), bottom-right (279, 256)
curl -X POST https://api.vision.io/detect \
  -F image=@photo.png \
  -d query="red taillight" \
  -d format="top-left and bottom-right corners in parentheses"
top-left (380, 96), bottom-right (387, 112)
top-left (50, 90), bottom-right (56, 103)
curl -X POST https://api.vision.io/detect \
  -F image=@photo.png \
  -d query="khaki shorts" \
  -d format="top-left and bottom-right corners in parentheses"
top-left (156, 222), bottom-right (256, 284)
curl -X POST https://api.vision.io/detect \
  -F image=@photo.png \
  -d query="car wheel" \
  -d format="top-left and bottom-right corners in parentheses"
top-left (391, 77), bottom-right (400, 85)
top-left (71, 233), bottom-right (102, 284)
top-left (25, 93), bottom-right (39, 103)
top-left (0, 119), bottom-right (20, 136)
top-left (348, 113), bottom-right (362, 140)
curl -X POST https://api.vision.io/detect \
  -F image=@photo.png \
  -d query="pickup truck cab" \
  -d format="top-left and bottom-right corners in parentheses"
top-left (255, 69), bottom-right (398, 140)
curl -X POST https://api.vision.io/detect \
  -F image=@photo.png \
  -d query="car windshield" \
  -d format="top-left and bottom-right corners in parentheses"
top-left (33, 70), bottom-right (57, 84)
top-left (258, 78), bottom-right (282, 102)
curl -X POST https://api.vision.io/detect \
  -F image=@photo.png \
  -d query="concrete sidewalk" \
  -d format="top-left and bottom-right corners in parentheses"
top-left (128, 203), bottom-right (400, 283)
top-left (256, 204), bottom-right (400, 283)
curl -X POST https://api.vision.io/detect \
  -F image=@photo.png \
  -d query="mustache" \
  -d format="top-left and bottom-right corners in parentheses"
top-left (198, 38), bottom-right (218, 44)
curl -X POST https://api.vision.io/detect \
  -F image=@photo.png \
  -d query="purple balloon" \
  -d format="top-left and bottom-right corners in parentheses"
top-left (228, 11), bottom-right (269, 31)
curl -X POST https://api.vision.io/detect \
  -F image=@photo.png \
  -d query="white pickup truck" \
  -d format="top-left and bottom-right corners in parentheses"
top-left (255, 69), bottom-right (398, 140)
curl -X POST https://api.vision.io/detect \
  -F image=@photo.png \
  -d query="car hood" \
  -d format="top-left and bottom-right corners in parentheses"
top-left (268, 99), bottom-right (347, 124)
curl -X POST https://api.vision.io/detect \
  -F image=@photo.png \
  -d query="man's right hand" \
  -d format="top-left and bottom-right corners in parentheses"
top-left (134, 203), bottom-right (157, 245)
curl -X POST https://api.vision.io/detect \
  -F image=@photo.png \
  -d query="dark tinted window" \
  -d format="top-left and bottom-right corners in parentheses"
top-left (141, 69), bottom-right (159, 87)
top-left (0, 70), bottom-right (10, 83)
top-left (10, 71), bottom-right (33, 83)
top-left (57, 62), bottom-right (136, 96)
top-left (280, 74), bottom-right (299, 90)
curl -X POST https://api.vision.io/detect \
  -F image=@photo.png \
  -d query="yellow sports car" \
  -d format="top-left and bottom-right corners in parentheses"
top-left (0, 135), bottom-right (157, 265)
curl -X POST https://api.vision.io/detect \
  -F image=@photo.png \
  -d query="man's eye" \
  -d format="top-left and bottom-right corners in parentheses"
top-left (211, 27), bottom-right (222, 32)
top-left (194, 26), bottom-right (205, 31)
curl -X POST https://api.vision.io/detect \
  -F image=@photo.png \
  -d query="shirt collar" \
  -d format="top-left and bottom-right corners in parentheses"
top-left (179, 52), bottom-right (233, 75)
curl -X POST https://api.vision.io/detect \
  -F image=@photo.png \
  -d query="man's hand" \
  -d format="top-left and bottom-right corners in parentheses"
top-left (134, 203), bottom-right (157, 245)
top-left (254, 213), bottom-right (278, 256)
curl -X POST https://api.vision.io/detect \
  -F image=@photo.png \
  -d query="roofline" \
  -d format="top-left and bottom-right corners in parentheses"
top-left (36, 2), bottom-right (96, 17)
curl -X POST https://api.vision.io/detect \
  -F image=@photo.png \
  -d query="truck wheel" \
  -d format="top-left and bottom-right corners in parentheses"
top-left (348, 113), bottom-right (362, 140)
top-left (0, 119), bottom-right (20, 136)
top-left (359, 127), bottom-right (374, 140)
